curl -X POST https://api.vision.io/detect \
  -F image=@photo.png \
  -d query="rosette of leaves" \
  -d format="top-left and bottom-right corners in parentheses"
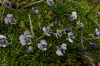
top-left (50, 2), bottom-right (67, 25)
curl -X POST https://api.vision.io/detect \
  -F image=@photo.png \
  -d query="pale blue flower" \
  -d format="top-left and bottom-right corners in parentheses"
top-left (76, 21), bottom-right (84, 28)
top-left (56, 43), bottom-right (67, 56)
top-left (19, 31), bottom-right (32, 45)
top-left (0, 35), bottom-right (8, 47)
top-left (26, 46), bottom-right (33, 52)
top-left (56, 30), bottom-right (62, 38)
top-left (47, 0), bottom-right (55, 6)
top-left (68, 32), bottom-right (75, 42)
top-left (38, 40), bottom-right (48, 51)
top-left (43, 26), bottom-right (52, 36)
top-left (94, 29), bottom-right (100, 39)
top-left (32, 7), bottom-right (38, 13)
top-left (4, 14), bottom-right (16, 24)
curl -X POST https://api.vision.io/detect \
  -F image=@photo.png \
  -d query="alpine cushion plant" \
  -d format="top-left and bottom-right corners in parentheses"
top-left (50, 2), bottom-right (67, 25)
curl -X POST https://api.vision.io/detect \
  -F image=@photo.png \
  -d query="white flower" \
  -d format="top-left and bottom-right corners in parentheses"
top-left (97, 11), bottom-right (100, 16)
top-left (4, 14), bottom-right (16, 24)
top-left (56, 30), bottom-right (62, 38)
top-left (38, 40), bottom-right (48, 51)
top-left (68, 12), bottom-right (77, 21)
top-left (0, 0), bottom-right (2, 4)
top-left (68, 32), bottom-right (75, 42)
top-left (43, 26), bottom-right (52, 36)
top-left (19, 35), bottom-right (27, 45)
top-left (56, 49), bottom-right (63, 56)
top-left (0, 35), bottom-right (8, 47)
top-left (56, 43), bottom-right (67, 56)
top-left (26, 46), bottom-right (33, 52)
top-left (76, 21), bottom-right (84, 28)
top-left (19, 31), bottom-right (32, 45)
top-left (61, 43), bottom-right (67, 50)
top-left (32, 7), bottom-right (38, 13)
top-left (94, 29), bottom-right (100, 39)
top-left (47, 0), bottom-right (55, 6)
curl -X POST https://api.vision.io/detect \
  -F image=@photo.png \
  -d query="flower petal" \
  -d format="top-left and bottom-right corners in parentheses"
top-left (7, 14), bottom-right (13, 18)
top-left (24, 31), bottom-right (30, 36)
top-left (19, 35), bottom-right (25, 40)
top-left (68, 38), bottom-right (73, 42)
top-left (56, 49), bottom-right (63, 56)
top-left (20, 40), bottom-right (26, 45)
top-left (2, 45), bottom-right (7, 47)
top-left (38, 43), bottom-right (41, 49)
top-left (43, 27), bottom-right (46, 32)
top-left (4, 17), bottom-right (10, 24)
top-left (47, 0), bottom-right (54, 6)
top-left (61, 43), bottom-right (67, 50)
top-left (43, 48), bottom-right (47, 51)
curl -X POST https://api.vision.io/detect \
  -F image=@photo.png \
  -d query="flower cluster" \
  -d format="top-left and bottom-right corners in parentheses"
top-left (1, 0), bottom-right (99, 58)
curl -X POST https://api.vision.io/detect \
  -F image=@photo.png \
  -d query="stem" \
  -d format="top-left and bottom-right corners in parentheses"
top-left (81, 28), bottom-right (85, 50)
top-left (21, 0), bottom-right (44, 10)
top-left (0, 0), bottom-right (6, 25)
top-left (10, 34), bottom-right (13, 44)
top-left (75, 51), bottom-right (96, 66)
top-left (36, 34), bottom-right (46, 40)
top-left (28, 14), bottom-right (35, 38)
top-left (83, 37), bottom-right (95, 40)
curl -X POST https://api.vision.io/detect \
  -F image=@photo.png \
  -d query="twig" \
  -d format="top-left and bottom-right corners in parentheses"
top-left (28, 14), bottom-right (35, 38)
top-left (0, 0), bottom-right (6, 25)
top-left (21, 0), bottom-right (44, 10)
top-left (75, 51), bottom-right (96, 66)
top-left (36, 34), bottom-right (46, 40)
top-left (83, 37), bottom-right (95, 40)
top-left (81, 28), bottom-right (85, 50)
top-left (9, 34), bottom-right (13, 44)
top-left (85, 2), bottom-right (100, 27)
top-left (90, 17), bottom-right (100, 27)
